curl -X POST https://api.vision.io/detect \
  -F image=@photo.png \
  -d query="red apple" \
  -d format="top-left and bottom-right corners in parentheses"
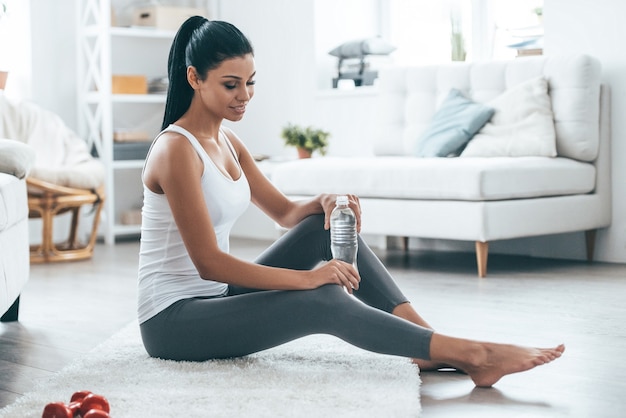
top-left (70, 390), bottom-right (92, 403)
top-left (42, 402), bottom-right (73, 418)
top-left (79, 393), bottom-right (110, 416)
top-left (67, 401), bottom-right (81, 417)
top-left (82, 410), bottom-right (111, 418)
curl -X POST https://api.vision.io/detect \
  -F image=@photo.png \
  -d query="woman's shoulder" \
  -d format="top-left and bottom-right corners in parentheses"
top-left (149, 128), bottom-right (199, 164)
top-left (155, 126), bottom-right (196, 147)
top-left (158, 124), bottom-right (196, 143)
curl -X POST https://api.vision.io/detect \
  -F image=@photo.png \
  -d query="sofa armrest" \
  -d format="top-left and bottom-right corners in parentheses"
top-left (0, 139), bottom-right (36, 179)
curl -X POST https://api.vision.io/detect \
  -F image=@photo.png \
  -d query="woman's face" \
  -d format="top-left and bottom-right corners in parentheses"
top-left (191, 53), bottom-right (256, 122)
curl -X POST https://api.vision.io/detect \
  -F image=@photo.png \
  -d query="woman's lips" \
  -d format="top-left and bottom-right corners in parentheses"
top-left (231, 105), bottom-right (246, 114)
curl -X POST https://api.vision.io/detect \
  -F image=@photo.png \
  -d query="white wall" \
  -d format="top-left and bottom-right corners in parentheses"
top-left (537, 0), bottom-right (625, 263)
top-left (28, 0), bottom-right (626, 263)
top-left (30, 0), bottom-right (76, 127)
top-left (217, 0), bottom-right (317, 158)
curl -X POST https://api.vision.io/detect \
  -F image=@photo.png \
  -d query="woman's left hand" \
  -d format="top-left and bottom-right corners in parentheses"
top-left (321, 193), bottom-right (362, 233)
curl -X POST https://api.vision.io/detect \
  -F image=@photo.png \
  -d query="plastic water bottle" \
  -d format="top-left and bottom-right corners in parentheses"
top-left (330, 195), bottom-right (358, 267)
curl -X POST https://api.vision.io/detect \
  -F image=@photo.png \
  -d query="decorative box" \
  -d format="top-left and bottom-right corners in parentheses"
top-left (113, 130), bottom-right (150, 142)
top-left (121, 209), bottom-right (142, 225)
top-left (112, 75), bottom-right (147, 94)
top-left (132, 6), bottom-right (206, 31)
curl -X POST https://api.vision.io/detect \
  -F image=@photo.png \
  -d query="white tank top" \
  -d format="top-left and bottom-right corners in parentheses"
top-left (137, 124), bottom-right (251, 324)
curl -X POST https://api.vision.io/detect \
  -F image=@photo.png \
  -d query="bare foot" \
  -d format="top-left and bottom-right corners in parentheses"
top-left (460, 342), bottom-right (565, 387)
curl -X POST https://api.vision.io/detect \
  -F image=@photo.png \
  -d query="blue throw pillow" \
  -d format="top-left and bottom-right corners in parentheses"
top-left (415, 89), bottom-right (495, 157)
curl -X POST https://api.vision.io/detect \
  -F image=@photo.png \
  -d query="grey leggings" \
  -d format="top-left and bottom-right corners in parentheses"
top-left (140, 214), bottom-right (433, 361)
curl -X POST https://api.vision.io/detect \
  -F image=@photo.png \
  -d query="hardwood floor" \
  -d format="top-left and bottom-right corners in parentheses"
top-left (1, 237), bottom-right (625, 417)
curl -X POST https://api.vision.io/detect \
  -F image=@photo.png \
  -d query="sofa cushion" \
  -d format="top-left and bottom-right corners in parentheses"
top-left (414, 89), bottom-right (494, 157)
top-left (0, 173), bottom-right (28, 233)
top-left (374, 55), bottom-right (602, 162)
top-left (461, 77), bottom-right (557, 157)
top-left (272, 157), bottom-right (596, 201)
top-left (29, 160), bottom-right (105, 190)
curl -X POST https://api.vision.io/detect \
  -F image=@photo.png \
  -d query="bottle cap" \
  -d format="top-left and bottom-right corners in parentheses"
top-left (336, 195), bottom-right (349, 206)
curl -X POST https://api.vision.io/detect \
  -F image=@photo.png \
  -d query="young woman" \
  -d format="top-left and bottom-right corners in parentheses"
top-left (138, 16), bottom-right (564, 388)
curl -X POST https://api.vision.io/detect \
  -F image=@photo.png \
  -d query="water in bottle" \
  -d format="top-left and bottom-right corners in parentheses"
top-left (330, 195), bottom-right (358, 267)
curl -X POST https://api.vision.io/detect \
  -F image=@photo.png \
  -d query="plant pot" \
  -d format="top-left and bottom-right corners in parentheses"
top-left (0, 71), bottom-right (7, 90)
top-left (297, 148), bottom-right (312, 159)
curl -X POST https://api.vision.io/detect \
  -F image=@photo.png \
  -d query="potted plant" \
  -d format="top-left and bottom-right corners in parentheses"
top-left (450, 12), bottom-right (466, 62)
top-left (533, 7), bottom-right (543, 24)
top-left (281, 123), bottom-right (330, 158)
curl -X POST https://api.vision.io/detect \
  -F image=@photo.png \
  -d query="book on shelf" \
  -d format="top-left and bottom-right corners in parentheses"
top-left (516, 48), bottom-right (543, 57)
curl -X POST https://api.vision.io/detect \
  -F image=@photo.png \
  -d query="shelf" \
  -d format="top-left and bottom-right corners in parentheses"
top-left (84, 25), bottom-right (176, 39)
top-left (111, 26), bottom-right (176, 39)
top-left (113, 94), bottom-right (166, 103)
top-left (113, 224), bottom-right (141, 236)
top-left (112, 160), bottom-right (146, 169)
top-left (315, 85), bottom-right (379, 99)
top-left (77, 0), bottom-right (173, 245)
top-left (85, 92), bottom-right (166, 103)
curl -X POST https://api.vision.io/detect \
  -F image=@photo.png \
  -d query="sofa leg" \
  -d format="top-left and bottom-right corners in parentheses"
top-left (1, 296), bottom-right (20, 322)
top-left (385, 236), bottom-right (408, 251)
top-left (585, 230), bottom-right (596, 262)
top-left (475, 241), bottom-right (488, 278)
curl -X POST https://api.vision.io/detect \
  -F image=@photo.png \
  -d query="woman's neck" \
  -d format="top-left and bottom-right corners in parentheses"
top-left (176, 108), bottom-right (222, 141)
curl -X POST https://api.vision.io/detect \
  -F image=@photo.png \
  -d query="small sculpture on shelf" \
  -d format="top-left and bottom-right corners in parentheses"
top-left (329, 37), bottom-right (395, 88)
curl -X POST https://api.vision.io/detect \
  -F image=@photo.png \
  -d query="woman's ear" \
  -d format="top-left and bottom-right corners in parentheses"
top-left (187, 66), bottom-right (200, 89)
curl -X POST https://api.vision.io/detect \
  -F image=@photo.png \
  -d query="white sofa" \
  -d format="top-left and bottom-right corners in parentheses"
top-left (0, 139), bottom-right (35, 321)
top-left (272, 54), bottom-right (611, 277)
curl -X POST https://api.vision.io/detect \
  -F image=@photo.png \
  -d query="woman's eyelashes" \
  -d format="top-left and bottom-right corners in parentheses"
top-left (224, 80), bottom-right (256, 90)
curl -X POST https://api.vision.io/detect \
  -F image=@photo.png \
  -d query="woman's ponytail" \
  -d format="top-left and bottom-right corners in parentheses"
top-left (161, 16), bottom-right (207, 130)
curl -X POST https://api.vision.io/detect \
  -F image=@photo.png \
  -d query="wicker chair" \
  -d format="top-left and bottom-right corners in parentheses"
top-left (27, 178), bottom-right (105, 263)
top-left (0, 93), bottom-right (106, 263)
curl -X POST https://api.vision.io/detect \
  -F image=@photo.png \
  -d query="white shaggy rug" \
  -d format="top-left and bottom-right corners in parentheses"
top-left (0, 322), bottom-right (421, 417)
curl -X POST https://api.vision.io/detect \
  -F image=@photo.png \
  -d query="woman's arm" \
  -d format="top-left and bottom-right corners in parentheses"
top-left (143, 131), bottom-right (360, 292)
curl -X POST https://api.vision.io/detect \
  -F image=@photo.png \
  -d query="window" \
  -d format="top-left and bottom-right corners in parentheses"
top-left (489, 0), bottom-right (544, 60)
top-left (385, 0), bottom-right (473, 65)
top-left (383, 0), bottom-right (544, 64)
top-left (0, 0), bottom-right (32, 99)
top-left (314, 0), bottom-right (544, 89)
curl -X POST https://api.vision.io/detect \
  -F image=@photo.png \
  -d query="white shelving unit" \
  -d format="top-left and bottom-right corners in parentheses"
top-left (76, 0), bottom-right (176, 244)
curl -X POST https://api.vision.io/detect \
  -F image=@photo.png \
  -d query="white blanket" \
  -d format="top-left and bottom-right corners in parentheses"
top-left (0, 93), bottom-right (104, 189)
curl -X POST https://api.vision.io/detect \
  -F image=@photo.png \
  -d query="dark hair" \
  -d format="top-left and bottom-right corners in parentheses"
top-left (161, 17), bottom-right (254, 130)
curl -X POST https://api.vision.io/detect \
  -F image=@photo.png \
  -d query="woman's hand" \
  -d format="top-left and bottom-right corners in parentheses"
top-left (305, 260), bottom-right (361, 294)
top-left (320, 193), bottom-right (362, 233)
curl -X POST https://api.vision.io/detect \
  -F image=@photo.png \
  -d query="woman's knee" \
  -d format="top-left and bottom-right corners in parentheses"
top-left (301, 284), bottom-right (353, 313)
top-left (294, 214), bottom-right (326, 235)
